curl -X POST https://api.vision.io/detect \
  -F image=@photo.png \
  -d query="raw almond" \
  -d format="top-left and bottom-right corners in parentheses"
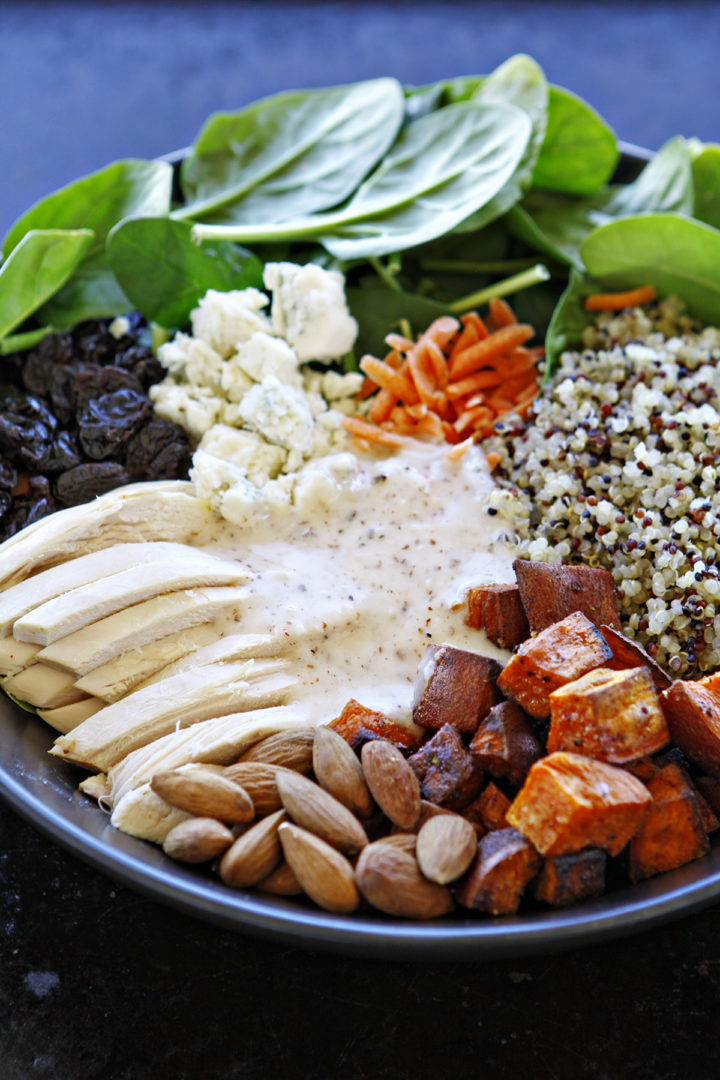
top-left (360, 740), bottom-right (421, 830)
top-left (151, 769), bottom-right (254, 823)
top-left (416, 815), bottom-right (478, 884)
top-left (163, 817), bottom-right (234, 863)
top-left (223, 762), bottom-right (298, 814)
top-left (275, 770), bottom-right (368, 854)
top-left (312, 724), bottom-right (374, 818)
top-left (256, 859), bottom-right (303, 897)
top-left (279, 822), bottom-right (360, 914)
top-left (374, 833), bottom-right (417, 855)
top-left (219, 808), bottom-right (287, 888)
top-left (355, 841), bottom-right (454, 919)
top-left (240, 727), bottom-right (316, 773)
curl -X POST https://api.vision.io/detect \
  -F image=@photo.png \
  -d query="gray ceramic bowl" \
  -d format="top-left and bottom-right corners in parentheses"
top-left (4, 142), bottom-right (716, 960)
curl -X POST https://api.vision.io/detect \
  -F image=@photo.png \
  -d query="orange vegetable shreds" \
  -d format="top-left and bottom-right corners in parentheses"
top-left (340, 416), bottom-right (407, 449)
top-left (546, 666), bottom-right (670, 764)
top-left (448, 323), bottom-right (535, 381)
top-left (584, 285), bottom-right (657, 311)
top-left (345, 298), bottom-right (541, 450)
top-left (506, 751), bottom-right (652, 857)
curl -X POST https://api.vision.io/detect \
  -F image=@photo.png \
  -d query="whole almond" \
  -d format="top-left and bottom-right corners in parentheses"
top-left (375, 833), bottom-right (417, 855)
top-left (219, 808), bottom-right (287, 888)
top-left (240, 727), bottom-right (316, 773)
top-left (163, 817), bottom-right (234, 863)
top-left (416, 815), bottom-right (478, 884)
top-left (360, 740), bottom-right (421, 830)
top-left (355, 841), bottom-right (454, 919)
top-left (151, 769), bottom-right (254, 824)
top-left (223, 762), bottom-right (298, 814)
top-left (279, 823), bottom-right (360, 914)
top-left (313, 725), bottom-right (374, 818)
top-left (256, 860), bottom-right (303, 897)
top-left (275, 770), bottom-right (368, 854)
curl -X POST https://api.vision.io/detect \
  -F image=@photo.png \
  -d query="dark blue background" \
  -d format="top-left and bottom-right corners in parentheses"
top-left (2, 0), bottom-right (719, 234)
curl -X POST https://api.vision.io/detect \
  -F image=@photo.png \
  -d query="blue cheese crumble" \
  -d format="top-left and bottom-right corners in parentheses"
top-left (148, 262), bottom-right (363, 525)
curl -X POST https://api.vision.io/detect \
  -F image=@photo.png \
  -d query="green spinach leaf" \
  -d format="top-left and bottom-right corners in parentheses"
top-left (178, 78), bottom-right (404, 225)
top-left (453, 54), bottom-right (548, 234)
top-left (107, 217), bottom-right (264, 328)
top-left (580, 213), bottom-right (720, 325)
top-left (509, 137), bottom-right (694, 269)
top-left (690, 142), bottom-right (720, 229)
top-left (0, 325), bottom-right (54, 355)
top-left (543, 267), bottom-right (600, 377)
top-left (347, 287), bottom-right (449, 360)
top-left (532, 84), bottom-right (618, 195)
top-left (0, 229), bottom-right (94, 341)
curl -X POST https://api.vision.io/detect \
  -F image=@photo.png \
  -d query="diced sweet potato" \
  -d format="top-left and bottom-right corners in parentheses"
top-left (692, 783), bottom-right (720, 835)
top-left (661, 681), bottom-right (720, 772)
top-left (513, 559), bottom-right (622, 633)
top-left (407, 723), bottom-right (482, 811)
top-left (506, 751), bottom-right (652, 856)
top-left (465, 584), bottom-right (529, 650)
top-left (534, 849), bottom-right (607, 907)
top-left (497, 611), bottom-right (613, 719)
top-left (695, 774), bottom-right (720, 819)
top-left (600, 625), bottom-right (672, 693)
top-left (412, 644), bottom-right (501, 734)
top-left (455, 826), bottom-right (541, 915)
top-left (628, 762), bottom-right (710, 881)
top-left (469, 700), bottom-right (543, 787)
top-left (473, 782), bottom-right (511, 831)
top-left (547, 666), bottom-right (669, 764)
top-left (329, 699), bottom-right (423, 752)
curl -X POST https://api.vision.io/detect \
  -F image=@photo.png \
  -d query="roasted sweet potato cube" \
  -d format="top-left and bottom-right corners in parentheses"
top-left (474, 782), bottom-right (511, 831)
top-left (628, 762), bottom-right (710, 881)
top-left (465, 584), bottom-right (529, 650)
top-left (692, 784), bottom-right (720, 835)
top-left (513, 559), bottom-right (622, 633)
top-left (412, 644), bottom-right (501, 734)
top-left (455, 827), bottom-right (541, 915)
top-left (534, 849), bottom-right (607, 907)
top-left (506, 751), bottom-right (652, 856)
top-left (469, 700), bottom-right (543, 786)
top-left (497, 611), bottom-right (613, 719)
top-left (329, 699), bottom-right (423, 752)
top-left (407, 723), bottom-right (482, 811)
top-left (695, 774), bottom-right (720, 820)
top-left (600, 625), bottom-right (671, 693)
top-left (547, 666), bottom-right (669, 764)
top-left (661, 681), bottom-right (720, 772)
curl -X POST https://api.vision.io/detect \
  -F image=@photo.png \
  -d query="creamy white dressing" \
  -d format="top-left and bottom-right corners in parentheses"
top-left (195, 440), bottom-right (516, 723)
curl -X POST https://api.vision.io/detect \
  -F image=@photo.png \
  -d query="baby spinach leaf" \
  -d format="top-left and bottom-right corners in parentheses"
top-left (319, 101), bottom-right (532, 259)
top-left (2, 159), bottom-right (173, 259)
top-left (0, 325), bottom-right (54, 356)
top-left (0, 229), bottom-right (93, 341)
top-left (191, 101), bottom-right (531, 260)
top-left (454, 54), bottom-right (548, 234)
top-left (2, 159), bottom-right (173, 328)
top-left (690, 143), bottom-right (720, 229)
top-left (580, 213), bottom-right (720, 325)
top-left (107, 217), bottom-right (263, 328)
top-left (532, 85), bottom-right (618, 196)
top-left (544, 267), bottom-right (600, 377)
top-left (509, 137), bottom-right (694, 270)
top-left (178, 78), bottom-right (404, 225)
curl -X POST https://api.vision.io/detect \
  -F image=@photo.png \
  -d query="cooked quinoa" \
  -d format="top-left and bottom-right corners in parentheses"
top-left (484, 296), bottom-right (720, 677)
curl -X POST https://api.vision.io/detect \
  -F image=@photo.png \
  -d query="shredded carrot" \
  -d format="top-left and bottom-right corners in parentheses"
top-left (584, 285), bottom-right (657, 311)
top-left (345, 298), bottom-right (541, 454)
top-left (488, 296), bottom-right (517, 328)
top-left (449, 323), bottom-right (535, 380)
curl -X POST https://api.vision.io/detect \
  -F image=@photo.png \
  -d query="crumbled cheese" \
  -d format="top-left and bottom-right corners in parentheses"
top-left (263, 262), bottom-right (358, 362)
top-left (152, 263), bottom-right (361, 519)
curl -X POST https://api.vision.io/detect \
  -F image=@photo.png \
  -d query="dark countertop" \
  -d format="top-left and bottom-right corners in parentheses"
top-left (3, 3), bottom-right (720, 1077)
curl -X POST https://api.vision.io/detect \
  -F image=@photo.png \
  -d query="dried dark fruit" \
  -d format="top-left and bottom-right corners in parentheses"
top-left (77, 388), bottom-right (152, 460)
top-left (54, 462), bottom-right (132, 505)
top-left (125, 418), bottom-right (192, 480)
top-left (0, 456), bottom-right (18, 492)
top-left (0, 386), bottom-right (59, 472)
